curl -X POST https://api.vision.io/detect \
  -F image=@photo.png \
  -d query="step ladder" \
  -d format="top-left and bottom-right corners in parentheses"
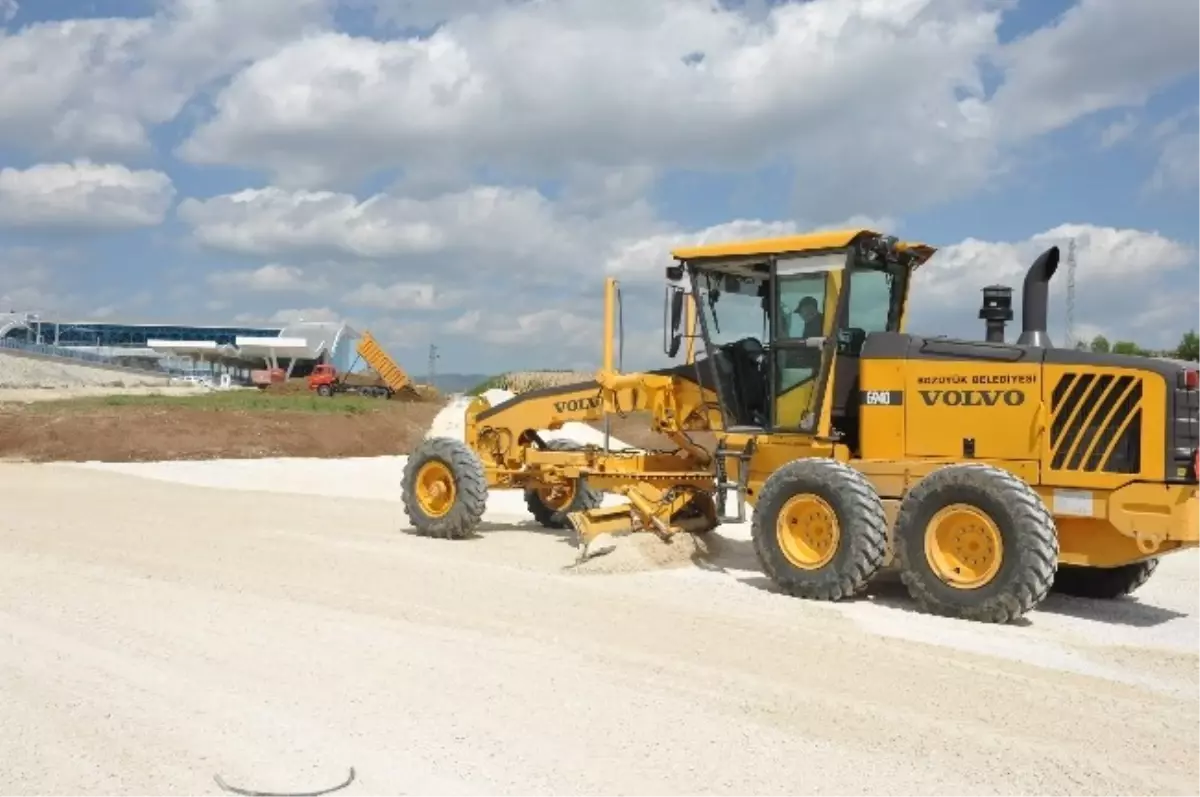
top-left (714, 435), bottom-right (757, 523)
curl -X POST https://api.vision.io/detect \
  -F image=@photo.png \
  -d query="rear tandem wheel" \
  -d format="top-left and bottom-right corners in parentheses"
top-left (892, 463), bottom-right (1058, 624)
top-left (401, 437), bottom-right (489, 539)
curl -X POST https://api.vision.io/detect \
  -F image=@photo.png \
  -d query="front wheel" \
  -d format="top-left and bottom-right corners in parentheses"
top-left (751, 458), bottom-right (888, 601)
top-left (402, 437), bottom-right (488, 539)
top-left (893, 463), bottom-right (1058, 624)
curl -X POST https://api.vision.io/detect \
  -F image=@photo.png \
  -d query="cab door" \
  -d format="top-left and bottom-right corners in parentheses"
top-left (769, 252), bottom-right (845, 432)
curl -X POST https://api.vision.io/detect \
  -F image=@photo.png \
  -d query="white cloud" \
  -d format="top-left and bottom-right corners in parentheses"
top-left (349, 0), bottom-right (499, 31)
top-left (1146, 130), bottom-right (1200, 195)
top-left (1097, 114), bottom-right (1138, 149)
top-left (912, 223), bottom-right (1196, 348)
top-left (604, 215), bottom-right (898, 282)
top-left (0, 1), bottom-right (17, 23)
top-left (342, 281), bottom-right (448, 310)
top-left (179, 0), bottom-right (1010, 217)
top-left (177, 184), bottom-right (661, 292)
top-left (0, 0), bottom-right (332, 157)
top-left (206, 264), bottom-right (327, 293)
top-left (267, 307), bottom-right (341, 324)
top-left (989, 0), bottom-right (1198, 141)
top-left (0, 160), bottom-right (175, 228)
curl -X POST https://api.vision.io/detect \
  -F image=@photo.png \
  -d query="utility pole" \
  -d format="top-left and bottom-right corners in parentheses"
top-left (427, 343), bottom-right (440, 385)
top-left (1066, 237), bottom-right (1077, 348)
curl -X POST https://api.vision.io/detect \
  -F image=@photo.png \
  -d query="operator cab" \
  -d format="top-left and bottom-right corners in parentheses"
top-left (663, 229), bottom-right (935, 453)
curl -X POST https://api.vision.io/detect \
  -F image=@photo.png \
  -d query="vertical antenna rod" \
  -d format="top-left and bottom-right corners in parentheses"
top-left (1066, 237), bottom-right (1077, 348)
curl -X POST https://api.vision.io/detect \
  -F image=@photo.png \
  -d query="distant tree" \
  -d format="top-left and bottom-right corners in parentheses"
top-left (1089, 335), bottom-right (1110, 353)
top-left (1174, 330), bottom-right (1199, 362)
top-left (1111, 340), bottom-right (1150, 357)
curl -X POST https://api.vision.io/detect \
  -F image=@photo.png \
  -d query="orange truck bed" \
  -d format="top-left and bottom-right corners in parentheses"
top-left (356, 331), bottom-right (412, 393)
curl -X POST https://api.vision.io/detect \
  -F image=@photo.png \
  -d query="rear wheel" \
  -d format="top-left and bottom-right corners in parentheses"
top-left (1053, 559), bottom-right (1159, 599)
top-left (524, 439), bottom-right (602, 528)
top-left (893, 463), bottom-right (1057, 623)
top-left (402, 437), bottom-right (488, 539)
top-left (751, 458), bottom-right (888, 601)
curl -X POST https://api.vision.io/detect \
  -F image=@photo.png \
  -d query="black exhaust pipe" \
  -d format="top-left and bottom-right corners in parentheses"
top-left (1016, 245), bottom-right (1059, 348)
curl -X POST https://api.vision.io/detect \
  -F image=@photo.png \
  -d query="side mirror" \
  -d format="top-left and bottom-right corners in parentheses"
top-left (663, 285), bottom-right (685, 358)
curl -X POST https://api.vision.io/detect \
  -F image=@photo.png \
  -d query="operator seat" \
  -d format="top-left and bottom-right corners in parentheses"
top-left (726, 337), bottom-right (769, 428)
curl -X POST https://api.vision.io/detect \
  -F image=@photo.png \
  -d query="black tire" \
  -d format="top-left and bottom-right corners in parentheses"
top-left (402, 437), bottom-right (488, 539)
top-left (523, 439), bottom-right (602, 529)
top-left (893, 463), bottom-right (1057, 623)
top-left (317, 384), bottom-right (333, 397)
top-left (1052, 558), bottom-right (1159, 599)
top-left (751, 458), bottom-right (888, 601)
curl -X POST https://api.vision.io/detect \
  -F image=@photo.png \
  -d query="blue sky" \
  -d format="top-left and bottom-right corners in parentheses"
top-left (0, 0), bottom-right (1196, 373)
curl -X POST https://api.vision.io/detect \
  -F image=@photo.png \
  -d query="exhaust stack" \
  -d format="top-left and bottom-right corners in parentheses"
top-left (979, 285), bottom-right (1014, 343)
top-left (1016, 245), bottom-right (1060, 348)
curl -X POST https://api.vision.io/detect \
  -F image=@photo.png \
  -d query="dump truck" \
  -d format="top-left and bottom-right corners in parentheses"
top-left (401, 228), bottom-right (1199, 624)
top-left (308, 330), bottom-right (418, 399)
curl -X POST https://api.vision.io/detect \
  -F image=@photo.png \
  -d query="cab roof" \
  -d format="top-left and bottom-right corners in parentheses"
top-left (669, 228), bottom-right (937, 265)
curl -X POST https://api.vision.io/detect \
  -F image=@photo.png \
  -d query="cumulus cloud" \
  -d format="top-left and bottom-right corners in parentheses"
top-left (1146, 130), bottom-right (1200, 195)
top-left (342, 281), bottom-right (459, 310)
top-left (206, 264), bottom-right (327, 293)
top-left (989, 0), bottom-right (1198, 141)
top-left (267, 307), bottom-right (341, 324)
top-left (0, 160), bottom-right (175, 229)
top-left (179, 0), bottom-right (1008, 214)
top-left (0, 0), bottom-right (332, 157)
top-left (177, 183), bottom-right (661, 287)
top-left (911, 223), bottom-right (1196, 347)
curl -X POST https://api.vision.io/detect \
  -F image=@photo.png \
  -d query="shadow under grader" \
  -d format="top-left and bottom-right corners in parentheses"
top-left (1036, 592), bottom-right (1187, 628)
top-left (734, 565), bottom-right (1184, 629)
top-left (398, 519), bottom-right (574, 540)
top-left (400, 518), bottom-right (1188, 629)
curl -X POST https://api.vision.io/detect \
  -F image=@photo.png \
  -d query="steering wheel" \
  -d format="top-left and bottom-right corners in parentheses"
top-left (727, 336), bottom-right (765, 362)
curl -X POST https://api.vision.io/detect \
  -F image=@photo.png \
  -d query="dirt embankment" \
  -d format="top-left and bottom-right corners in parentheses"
top-left (0, 401), bottom-right (441, 462)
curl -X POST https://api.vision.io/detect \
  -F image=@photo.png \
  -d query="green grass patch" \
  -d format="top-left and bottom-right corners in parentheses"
top-left (20, 390), bottom-right (387, 414)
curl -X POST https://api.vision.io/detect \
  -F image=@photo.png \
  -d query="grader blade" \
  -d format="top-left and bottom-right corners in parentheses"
top-left (566, 504), bottom-right (632, 561)
top-left (565, 485), bottom-right (721, 562)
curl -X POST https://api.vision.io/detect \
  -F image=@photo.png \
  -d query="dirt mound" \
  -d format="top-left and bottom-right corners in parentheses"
top-left (568, 530), bottom-right (720, 575)
top-left (0, 400), bottom-right (441, 462)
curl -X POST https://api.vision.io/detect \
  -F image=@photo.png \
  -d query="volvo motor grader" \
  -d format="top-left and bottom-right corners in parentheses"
top-left (402, 229), bottom-right (1199, 623)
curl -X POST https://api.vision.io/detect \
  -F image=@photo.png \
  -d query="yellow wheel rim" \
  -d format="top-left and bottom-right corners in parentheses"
top-left (536, 482), bottom-right (577, 510)
top-left (776, 493), bottom-right (840, 570)
top-left (415, 460), bottom-right (456, 518)
top-left (923, 503), bottom-right (1003, 589)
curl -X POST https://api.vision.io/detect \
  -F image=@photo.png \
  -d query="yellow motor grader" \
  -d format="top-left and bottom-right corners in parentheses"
top-left (402, 228), bottom-right (1199, 623)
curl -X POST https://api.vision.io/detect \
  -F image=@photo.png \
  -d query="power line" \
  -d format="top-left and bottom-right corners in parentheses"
top-left (427, 343), bottom-right (440, 384)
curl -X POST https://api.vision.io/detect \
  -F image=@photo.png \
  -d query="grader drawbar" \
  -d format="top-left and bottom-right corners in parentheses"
top-left (402, 228), bottom-right (1199, 624)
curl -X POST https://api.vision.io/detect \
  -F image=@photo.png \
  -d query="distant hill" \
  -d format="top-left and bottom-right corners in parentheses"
top-left (426, 373), bottom-right (492, 393)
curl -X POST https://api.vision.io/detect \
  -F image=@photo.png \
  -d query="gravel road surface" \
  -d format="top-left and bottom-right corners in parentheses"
top-left (2, 453), bottom-right (1197, 796)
